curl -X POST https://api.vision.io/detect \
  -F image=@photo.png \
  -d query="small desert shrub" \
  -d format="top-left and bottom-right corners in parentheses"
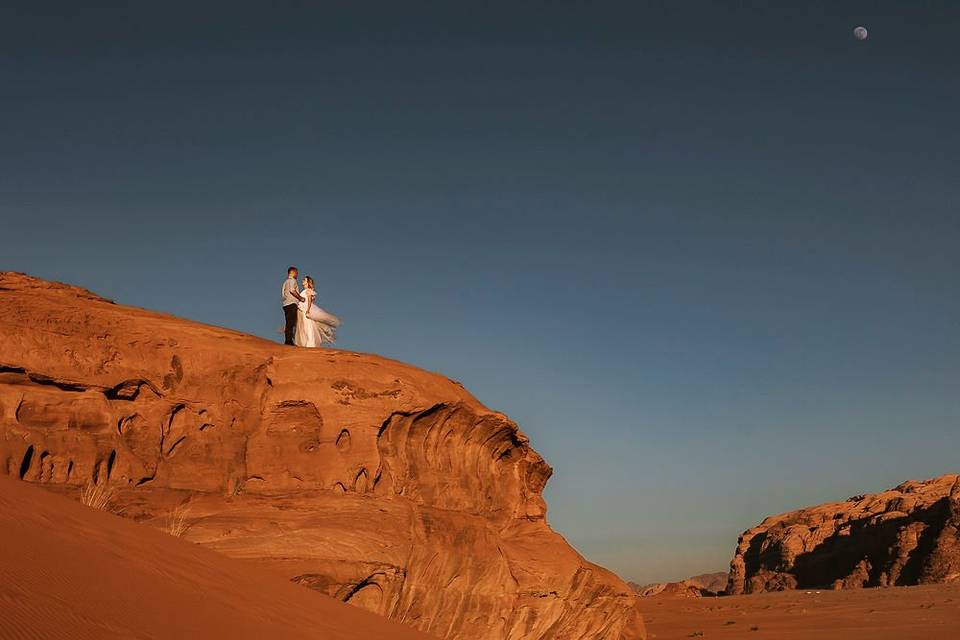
top-left (165, 502), bottom-right (192, 537)
top-left (79, 482), bottom-right (115, 510)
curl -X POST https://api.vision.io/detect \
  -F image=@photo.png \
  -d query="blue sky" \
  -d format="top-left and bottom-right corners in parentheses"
top-left (2, 1), bottom-right (958, 582)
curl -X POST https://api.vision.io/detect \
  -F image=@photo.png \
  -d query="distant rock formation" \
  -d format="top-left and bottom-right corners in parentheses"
top-left (635, 582), bottom-right (708, 598)
top-left (684, 571), bottom-right (730, 594)
top-left (0, 272), bottom-right (645, 640)
top-left (728, 475), bottom-right (960, 594)
top-left (631, 572), bottom-right (728, 598)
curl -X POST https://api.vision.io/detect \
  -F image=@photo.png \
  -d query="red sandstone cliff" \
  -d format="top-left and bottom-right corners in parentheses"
top-left (0, 273), bottom-right (644, 640)
top-left (728, 474), bottom-right (960, 594)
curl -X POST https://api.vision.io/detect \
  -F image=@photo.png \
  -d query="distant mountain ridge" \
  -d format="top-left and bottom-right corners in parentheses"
top-left (630, 571), bottom-right (729, 597)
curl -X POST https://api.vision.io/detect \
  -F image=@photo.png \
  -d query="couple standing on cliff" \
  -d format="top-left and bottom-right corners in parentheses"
top-left (281, 266), bottom-right (340, 348)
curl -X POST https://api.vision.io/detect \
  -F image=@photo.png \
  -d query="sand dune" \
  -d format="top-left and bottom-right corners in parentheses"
top-left (0, 475), bottom-right (433, 639)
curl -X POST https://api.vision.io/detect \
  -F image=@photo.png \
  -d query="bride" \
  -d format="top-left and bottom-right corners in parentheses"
top-left (294, 276), bottom-right (340, 348)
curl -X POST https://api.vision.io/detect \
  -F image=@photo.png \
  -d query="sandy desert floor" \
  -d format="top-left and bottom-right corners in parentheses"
top-left (5, 472), bottom-right (960, 640)
top-left (638, 584), bottom-right (960, 640)
top-left (0, 476), bottom-right (432, 640)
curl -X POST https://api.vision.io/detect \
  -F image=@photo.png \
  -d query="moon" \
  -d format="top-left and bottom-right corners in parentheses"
top-left (853, 26), bottom-right (868, 40)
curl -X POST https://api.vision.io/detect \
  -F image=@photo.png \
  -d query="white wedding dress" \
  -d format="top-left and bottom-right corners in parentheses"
top-left (294, 288), bottom-right (340, 347)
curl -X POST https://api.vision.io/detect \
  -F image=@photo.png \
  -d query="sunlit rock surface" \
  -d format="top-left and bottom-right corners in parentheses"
top-left (0, 272), bottom-right (644, 640)
top-left (728, 474), bottom-right (960, 594)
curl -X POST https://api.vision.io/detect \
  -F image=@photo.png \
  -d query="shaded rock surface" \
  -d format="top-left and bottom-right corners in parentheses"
top-left (728, 474), bottom-right (960, 595)
top-left (0, 272), bottom-right (644, 640)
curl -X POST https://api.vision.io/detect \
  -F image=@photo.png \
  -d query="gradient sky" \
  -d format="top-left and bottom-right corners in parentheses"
top-left (2, 2), bottom-right (959, 583)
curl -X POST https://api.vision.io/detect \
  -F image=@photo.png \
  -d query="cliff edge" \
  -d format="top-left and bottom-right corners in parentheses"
top-left (0, 272), bottom-right (644, 640)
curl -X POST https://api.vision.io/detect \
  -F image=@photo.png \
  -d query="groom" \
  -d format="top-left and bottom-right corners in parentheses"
top-left (281, 266), bottom-right (304, 345)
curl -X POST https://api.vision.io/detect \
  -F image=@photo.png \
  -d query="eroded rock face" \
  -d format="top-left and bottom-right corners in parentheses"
top-left (0, 273), bottom-right (644, 640)
top-left (728, 475), bottom-right (960, 594)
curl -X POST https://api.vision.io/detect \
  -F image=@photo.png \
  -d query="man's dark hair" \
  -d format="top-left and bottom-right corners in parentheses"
top-left (288, 266), bottom-right (298, 274)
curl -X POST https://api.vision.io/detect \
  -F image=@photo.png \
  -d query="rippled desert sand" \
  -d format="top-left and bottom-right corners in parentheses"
top-left (639, 584), bottom-right (960, 640)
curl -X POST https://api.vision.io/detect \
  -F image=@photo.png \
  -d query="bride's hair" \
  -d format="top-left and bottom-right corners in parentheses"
top-left (304, 276), bottom-right (315, 289)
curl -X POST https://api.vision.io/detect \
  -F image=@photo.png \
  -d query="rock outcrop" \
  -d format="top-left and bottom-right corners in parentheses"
top-left (728, 475), bottom-right (960, 594)
top-left (687, 571), bottom-right (731, 594)
top-left (634, 581), bottom-right (708, 598)
top-left (0, 273), bottom-right (643, 640)
top-left (631, 572), bottom-right (728, 598)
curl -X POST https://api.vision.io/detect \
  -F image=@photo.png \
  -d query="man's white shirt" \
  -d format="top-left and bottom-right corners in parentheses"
top-left (281, 277), bottom-right (299, 306)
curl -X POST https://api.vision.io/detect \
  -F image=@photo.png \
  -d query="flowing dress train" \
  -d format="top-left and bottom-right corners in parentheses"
top-left (294, 289), bottom-right (340, 347)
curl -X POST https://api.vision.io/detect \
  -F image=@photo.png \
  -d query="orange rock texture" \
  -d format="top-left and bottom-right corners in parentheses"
top-left (728, 474), bottom-right (960, 594)
top-left (0, 272), bottom-right (644, 640)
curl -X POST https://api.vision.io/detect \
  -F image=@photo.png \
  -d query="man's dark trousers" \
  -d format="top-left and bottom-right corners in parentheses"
top-left (283, 303), bottom-right (298, 345)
